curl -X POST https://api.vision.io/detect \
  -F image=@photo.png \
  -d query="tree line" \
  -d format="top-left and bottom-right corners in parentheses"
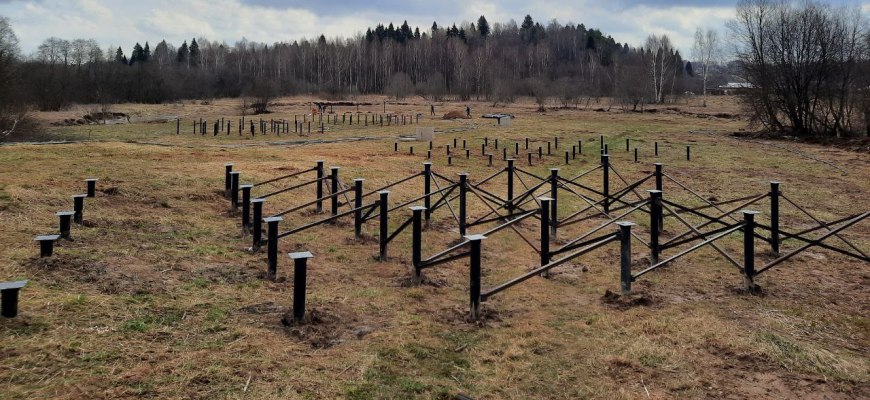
top-left (3, 14), bottom-right (700, 113)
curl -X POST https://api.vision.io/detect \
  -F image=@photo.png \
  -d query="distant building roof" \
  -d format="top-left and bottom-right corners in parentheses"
top-left (481, 113), bottom-right (514, 119)
top-left (719, 82), bottom-right (754, 89)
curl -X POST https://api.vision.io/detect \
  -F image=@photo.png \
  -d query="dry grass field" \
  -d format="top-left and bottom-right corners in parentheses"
top-left (1, 95), bottom-right (868, 399)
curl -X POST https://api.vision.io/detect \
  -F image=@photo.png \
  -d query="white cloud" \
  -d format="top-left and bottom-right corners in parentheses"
top-left (450, 0), bottom-right (735, 53)
top-left (1, 0), bottom-right (738, 55)
top-left (463, 0), bottom-right (511, 26)
top-left (2, 0), bottom-right (381, 53)
top-left (615, 5), bottom-right (735, 50)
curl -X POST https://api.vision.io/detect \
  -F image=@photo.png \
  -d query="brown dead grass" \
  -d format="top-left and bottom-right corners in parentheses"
top-left (0, 95), bottom-right (868, 399)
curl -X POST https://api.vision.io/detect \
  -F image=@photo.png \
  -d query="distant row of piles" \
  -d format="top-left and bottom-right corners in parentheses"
top-left (175, 112), bottom-right (420, 136)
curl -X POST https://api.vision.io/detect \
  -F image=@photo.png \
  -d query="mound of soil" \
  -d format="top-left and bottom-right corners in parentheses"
top-left (279, 304), bottom-right (374, 348)
top-left (52, 112), bottom-right (129, 126)
top-left (101, 187), bottom-right (122, 196)
top-left (712, 112), bottom-right (737, 119)
top-left (84, 112), bottom-right (128, 123)
top-left (442, 111), bottom-right (470, 120)
top-left (601, 289), bottom-right (655, 310)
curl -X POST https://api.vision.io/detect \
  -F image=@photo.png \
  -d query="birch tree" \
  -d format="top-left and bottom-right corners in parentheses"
top-left (692, 28), bottom-right (720, 106)
top-left (643, 34), bottom-right (677, 103)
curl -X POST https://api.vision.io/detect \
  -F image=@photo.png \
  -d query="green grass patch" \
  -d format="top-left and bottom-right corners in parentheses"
top-left (0, 185), bottom-right (12, 211)
top-left (184, 277), bottom-right (210, 290)
top-left (121, 308), bottom-right (185, 333)
top-left (61, 294), bottom-right (88, 310)
top-left (352, 287), bottom-right (382, 298)
top-left (344, 340), bottom-right (474, 399)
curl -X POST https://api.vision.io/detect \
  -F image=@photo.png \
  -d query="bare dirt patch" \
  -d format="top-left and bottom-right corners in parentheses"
top-left (600, 289), bottom-right (656, 310)
top-left (434, 304), bottom-right (515, 328)
top-left (190, 262), bottom-right (260, 285)
top-left (279, 303), bottom-right (372, 348)
top-left (24, 254), bottom-right (162, 295)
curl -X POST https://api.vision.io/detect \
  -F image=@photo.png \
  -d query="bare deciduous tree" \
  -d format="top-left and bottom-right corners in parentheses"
top-left (729, 0), bottom-right (868, 137)
top-left (0, 15), bottom-right (23, 138)
top-left (692, 28), bottom-right (720, 107)
top-left (0, 15), bottom-right (18, 95)
top-left (529, 77), bottom-right (552, 111)
top-left (643, 34), bottom-right (678, 103)
top-left (238, 96), bottom-right (251, 119)
top-left (386, 72), bottom-right (413, 100)
top-left (246, 80), bottom-right (277, 114)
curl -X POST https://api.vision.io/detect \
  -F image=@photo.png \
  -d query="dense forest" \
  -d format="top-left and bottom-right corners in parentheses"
top-left (3, 14), bottom-right (694, 112)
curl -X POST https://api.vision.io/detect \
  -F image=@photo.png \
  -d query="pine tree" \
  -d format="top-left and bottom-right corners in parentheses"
top-left (478, 16), bottom-right (490, 38)
top-left (685, 61), bottom-right (694, 77)
top-left (365, 28), bottom-right (374, 42)
top-left (674, 51), bottom-right (684, 77)
top-left (414, 27), bottom-right (421, 40)
top-left (400, 21), bottom-right (412, 42)
top-left (534, 23), bottom-right (546, 41)
top-left (176, 41), bottom-right (189, 64)
top-left (130, 42), bottom-right (144, 65)
top-left (143, 42), bottom-right (151, 62)
top-left (521, 15), bottom-right (535, 43)
top-left (447, 24), bottom-right (459, 38)
top-left (387, 23), bottom-right (395, 41)
top-left (521, 15), bottom-right (534, 31)
top-left (114, 47), bottom-right (126, 64)
top-left (189, 38), bottom-right (200, 67)
top-left (431, 22), bottom-right (438, 36)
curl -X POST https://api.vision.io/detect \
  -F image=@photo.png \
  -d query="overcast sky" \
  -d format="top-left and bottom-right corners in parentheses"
top-left (1, 0), bottom-right (867, 56)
